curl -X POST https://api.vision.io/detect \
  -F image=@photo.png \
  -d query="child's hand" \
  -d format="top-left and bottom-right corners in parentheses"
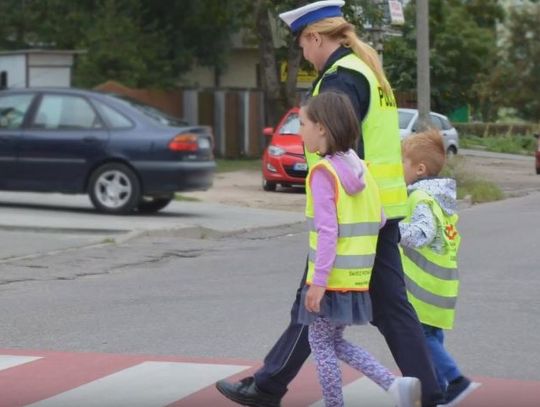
top-left (305, 285), bottom-right (326, 313)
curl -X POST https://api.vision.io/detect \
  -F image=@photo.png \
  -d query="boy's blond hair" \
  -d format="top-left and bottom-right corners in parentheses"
top-left (402, 129), bottom-right (446, 176)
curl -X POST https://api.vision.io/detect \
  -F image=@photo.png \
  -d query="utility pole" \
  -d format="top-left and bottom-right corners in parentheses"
top-left (416, 0), bottom-right (431, 130)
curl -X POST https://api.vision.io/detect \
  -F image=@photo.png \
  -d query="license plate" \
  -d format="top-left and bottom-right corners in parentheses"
top-left (294, 162), bottom-right (307, 171)
top-left (198, 137), bottom-right (211, 149)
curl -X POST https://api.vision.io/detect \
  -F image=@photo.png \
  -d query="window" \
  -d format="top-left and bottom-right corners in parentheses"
top-left (278, 113), bottom-right (300, 135)
top-left (440, 117), bottom-right (453, 130)
top-left (0, 94), bottom-right (33, 129)
top-left (110, 95), bottom-right (187, 127)
top-left (398, 111), bottom-right (415, 129)
top-left (33, 95), bottom-right (102, 130)
top-left (94, 101), bottom-right (133, 129)
top-left (429, 114), bottom-right (444, 130)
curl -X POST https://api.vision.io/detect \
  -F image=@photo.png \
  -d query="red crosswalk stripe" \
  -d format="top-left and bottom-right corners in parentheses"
top-left (0, 349), bottom-right (538, 406)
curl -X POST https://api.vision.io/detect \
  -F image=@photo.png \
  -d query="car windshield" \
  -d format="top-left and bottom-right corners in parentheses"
top-left (110, 94), bottom-right (188, 127)
top-left (278, 113), bottom-right (300, 135)
top-left (398, 111), bottom-right (415, 129)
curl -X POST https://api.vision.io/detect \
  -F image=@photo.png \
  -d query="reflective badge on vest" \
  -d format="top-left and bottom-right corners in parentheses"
top-left (445, 222), bottom-right (459, 262)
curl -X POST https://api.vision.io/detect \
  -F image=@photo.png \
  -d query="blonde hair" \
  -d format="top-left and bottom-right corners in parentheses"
top-left (305, 17), bottom-right (392, 95)
top-left (402, 129), bottom-right (446, 176)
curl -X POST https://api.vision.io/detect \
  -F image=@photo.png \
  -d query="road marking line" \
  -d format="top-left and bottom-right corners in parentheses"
top-left (0, 355), bottom-right (42, 371)
top-left (309, 376), bottom-right (394, 407)
top-left (27, 361), bottom-right (248, 407)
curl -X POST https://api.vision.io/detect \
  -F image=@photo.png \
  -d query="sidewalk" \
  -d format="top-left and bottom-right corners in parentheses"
top-left (0, 191), bottom-right (304, 261)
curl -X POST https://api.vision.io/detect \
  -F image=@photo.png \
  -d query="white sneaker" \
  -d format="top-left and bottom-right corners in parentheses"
top-left (388, 377), bottom-right (422, 407)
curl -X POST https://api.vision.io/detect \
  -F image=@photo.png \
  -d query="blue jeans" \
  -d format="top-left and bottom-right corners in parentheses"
top-left (422, 324), bottom-right (462, 391)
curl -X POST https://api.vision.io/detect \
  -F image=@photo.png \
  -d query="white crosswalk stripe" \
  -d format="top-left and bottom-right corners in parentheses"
top-left (0, 355), bottom-right (42, 371)
top-left (27, 361), bottom-right (249, 407)
top-left (310, 376), bottom-right (394, 407)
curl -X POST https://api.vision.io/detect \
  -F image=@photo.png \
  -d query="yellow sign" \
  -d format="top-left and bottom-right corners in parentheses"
top-left (280, 62), bottom-right (317, 83)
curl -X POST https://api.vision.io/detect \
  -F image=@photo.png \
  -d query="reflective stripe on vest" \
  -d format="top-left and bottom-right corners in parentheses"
top-left (306, 217), bottom-right (381, 238)
top-left (400, 189), bottom-right (461, 329)
top-left (307, 53), bottom-right (407, 219)
top-left (305, 159), bottom-right (381, 291)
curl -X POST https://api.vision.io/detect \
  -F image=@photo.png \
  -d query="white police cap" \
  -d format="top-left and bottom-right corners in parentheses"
top-left (279, 1), bottom-right (346, 34)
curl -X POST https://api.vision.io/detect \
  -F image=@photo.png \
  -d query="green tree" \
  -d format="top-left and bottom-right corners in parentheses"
top-left (0, 0), bottom-right (246, 88)
top-left (0, 0), bottom-right (94, 50)
top-left (499, 3), bottom-right (540, 120)
top-left (384, 0), bottom-right (501, 117)
top-left (74, 0), bottom-right (172, 88)
top-left (141, 0), bottom-right (246, 83)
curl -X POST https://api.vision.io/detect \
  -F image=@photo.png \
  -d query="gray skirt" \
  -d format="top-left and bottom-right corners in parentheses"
top-left (297, 285), bottom-right (373, 326)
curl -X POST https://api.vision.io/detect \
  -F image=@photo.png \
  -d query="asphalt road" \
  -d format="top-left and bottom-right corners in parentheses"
top-left (0, 189), bottom-right (539, 383)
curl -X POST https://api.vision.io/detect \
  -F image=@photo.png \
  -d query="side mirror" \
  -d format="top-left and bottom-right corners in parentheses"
top-left (263, 127), bottom-right (274, 137)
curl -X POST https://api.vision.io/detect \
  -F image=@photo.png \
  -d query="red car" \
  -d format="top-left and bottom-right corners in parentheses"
top-left (262, 107), bottom-right (307, 191)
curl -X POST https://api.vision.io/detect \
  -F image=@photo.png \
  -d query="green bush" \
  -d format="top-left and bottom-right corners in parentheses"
top-left (460, 134), bottom-right (536, 155)
top-left (442, 156), bottom-right (504, 204)
top-left (455, 122), bottom-right (539, 137)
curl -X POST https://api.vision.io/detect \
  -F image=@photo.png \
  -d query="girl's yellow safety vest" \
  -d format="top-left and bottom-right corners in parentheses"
top-left (400, 189), bottom-right (461, 329)
top-left (307, 53), bottom-right (408, 220)
top-left (305, 159), bottom-right (381, 291)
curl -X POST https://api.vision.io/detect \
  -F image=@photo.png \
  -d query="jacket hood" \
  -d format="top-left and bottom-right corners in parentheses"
top-left (326, 150), bottom-right (365, 195)
top-left (408, 177), bottom-right (457, 216)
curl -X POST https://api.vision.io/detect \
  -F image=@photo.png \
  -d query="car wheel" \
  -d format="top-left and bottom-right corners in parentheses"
top-left (536, 167), bottom-right (540, 175)
top-left (262, 178), bottom-right (277, 192)
top-left (137, 195), bottom-right (174, 213)
top-left (88, 163), bottom-right (141, 214)
top-left (446, 146), bottom-right (458, 157)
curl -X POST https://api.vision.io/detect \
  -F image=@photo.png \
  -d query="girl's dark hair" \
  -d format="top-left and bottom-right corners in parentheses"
top-left (302, 91), bottom-right (358, 155)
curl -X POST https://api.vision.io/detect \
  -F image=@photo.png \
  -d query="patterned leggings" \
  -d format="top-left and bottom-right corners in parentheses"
top-left (308, 317), bottom-right (396, 407)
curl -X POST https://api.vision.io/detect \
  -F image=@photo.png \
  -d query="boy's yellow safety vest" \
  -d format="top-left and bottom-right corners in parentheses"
top-left (400, 189), bottom-right (461, 329)
top-left (307, 53), bottom-right (407, 220)
top-left (305, 159), bottom-right (381, 291)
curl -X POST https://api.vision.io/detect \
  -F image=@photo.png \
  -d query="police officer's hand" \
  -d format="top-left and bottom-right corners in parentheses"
top-left (305, 285), bottom-right (326, 313)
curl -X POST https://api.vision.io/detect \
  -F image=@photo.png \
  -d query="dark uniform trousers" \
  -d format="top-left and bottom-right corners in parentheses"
top-left (253, 219), bottom-right (442, 406)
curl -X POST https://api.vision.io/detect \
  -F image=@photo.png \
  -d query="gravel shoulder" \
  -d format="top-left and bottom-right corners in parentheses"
top-left (182, 152), bottom-right (539, 212)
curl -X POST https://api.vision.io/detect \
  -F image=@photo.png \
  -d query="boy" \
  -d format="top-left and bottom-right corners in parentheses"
top-left (400, 130), bottom-right (479, 407)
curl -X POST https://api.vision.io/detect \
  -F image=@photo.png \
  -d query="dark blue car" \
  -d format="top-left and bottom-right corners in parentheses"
top-left (0, 88), bottom-right (215, 214)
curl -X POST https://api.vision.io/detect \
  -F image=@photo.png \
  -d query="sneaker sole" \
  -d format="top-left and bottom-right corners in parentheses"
top-left (396, 377), bottom-right (422, 407)
top-left (410, 378), bottom-right (422, 407)
top-left (439, 382), bottom-right (481, 407)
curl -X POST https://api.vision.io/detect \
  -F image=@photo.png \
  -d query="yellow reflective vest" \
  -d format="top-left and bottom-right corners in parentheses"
top-left (307, 53), bottom-right (407, 219)
top-left (305, 159), bottom-right (381, 291)
top-left (400, 189), bottom-right (461, 329)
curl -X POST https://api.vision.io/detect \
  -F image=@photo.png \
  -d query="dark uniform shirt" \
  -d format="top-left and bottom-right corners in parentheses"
top-left (307, 46), bottom-right (371, 159)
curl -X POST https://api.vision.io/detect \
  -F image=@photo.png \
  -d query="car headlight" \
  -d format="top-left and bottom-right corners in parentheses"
top-left (268, 145), bottom-right (286, 156)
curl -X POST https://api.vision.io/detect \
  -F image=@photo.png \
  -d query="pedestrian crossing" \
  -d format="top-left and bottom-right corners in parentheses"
top-left (0, 350), bottom-right (538, 406)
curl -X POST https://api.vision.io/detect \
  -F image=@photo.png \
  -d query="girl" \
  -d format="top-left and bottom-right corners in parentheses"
top-left (298, 91), bottom-right (421, 407)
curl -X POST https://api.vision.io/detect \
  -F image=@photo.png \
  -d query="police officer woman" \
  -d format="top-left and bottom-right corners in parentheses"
top-left (217, 2), bottom-right (443, 406)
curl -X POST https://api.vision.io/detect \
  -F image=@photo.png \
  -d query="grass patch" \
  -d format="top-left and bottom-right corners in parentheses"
top-left (174, 194), bottom-right (201, 202)
top-left (442, 156), bottom-right (504, 204)
top-left (216, 158), bottom-right (261, 173)
top-left (461, 134), bottom-right (536, 155)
